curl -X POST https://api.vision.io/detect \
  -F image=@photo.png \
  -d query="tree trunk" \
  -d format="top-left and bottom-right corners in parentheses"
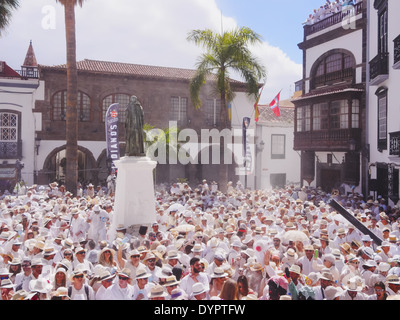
top-left (64, 2), bottom-right (78, 196)
top-left (218, 90), bottom-right (229, 193)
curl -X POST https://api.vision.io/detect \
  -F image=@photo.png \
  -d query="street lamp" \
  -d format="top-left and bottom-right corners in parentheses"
top-left (349, 139), bottom-right (356, 152)
top-left (35, 137), bottom-right (41, 155)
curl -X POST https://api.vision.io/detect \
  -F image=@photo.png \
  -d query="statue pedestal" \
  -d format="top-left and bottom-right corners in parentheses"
top-left (110, 156), bottom-right (157, 240)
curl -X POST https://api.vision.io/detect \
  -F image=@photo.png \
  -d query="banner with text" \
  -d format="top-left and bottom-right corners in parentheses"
top-left (105, 103), bottom-right (120, 172)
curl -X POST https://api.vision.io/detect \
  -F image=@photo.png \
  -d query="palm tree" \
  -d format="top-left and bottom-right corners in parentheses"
top-left (56, 0), bottom-right (84, 195)
top-left (187, 27), bottom-right (266, 190)
top-left (0, 0), bottom-right (19, 36)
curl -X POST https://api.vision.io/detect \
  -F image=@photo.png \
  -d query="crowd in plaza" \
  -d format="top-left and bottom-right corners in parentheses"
top-left (303, 0), bottom-right (363, 26)
top-left (1, 178), bottom-right (400, 301)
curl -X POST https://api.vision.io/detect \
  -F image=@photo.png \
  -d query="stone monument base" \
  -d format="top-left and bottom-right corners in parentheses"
top-left (109, 156), bottom-right (157, 241)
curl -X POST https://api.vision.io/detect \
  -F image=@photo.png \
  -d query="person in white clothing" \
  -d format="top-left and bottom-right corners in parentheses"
top-left (103, 268), bottom-right (134, 300)
top-left (95, 269), bottom-right (115, 300)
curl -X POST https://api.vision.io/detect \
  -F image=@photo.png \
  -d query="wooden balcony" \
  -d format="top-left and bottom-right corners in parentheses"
top-left (313, 68), bottom-right (354, 88)
top-left (370, 52), bottom-right (389, 85)
top-left (390, 131), bottom-right (400, 156)
top-left (304, 1), bottom-right (364, 37)
top-left (394, 35), bottom-right (400, 69)
top-left (294, 128), bottom-right (362, 152)
top-left (0, 140), bottom-right (22, 159)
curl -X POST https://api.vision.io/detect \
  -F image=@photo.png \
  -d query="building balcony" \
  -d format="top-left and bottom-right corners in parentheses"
top-left (0, 141), bottom-right (22, 159)
top-left (294, 128), bottom-right (361, 152)
top-left (304, 1), bottom-right (364, 38)
top-left (312, 68), bottom-right (354, 89)
top-left (394, 35), bottom-right (400, 69)
top-left (390, 131), bottom-right (400, 156)
top-left (370, 52), bottom-right (389, 85)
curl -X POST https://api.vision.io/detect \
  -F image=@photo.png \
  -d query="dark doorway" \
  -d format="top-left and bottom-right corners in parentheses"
top-left (320, 169), bottom-right (341, 193)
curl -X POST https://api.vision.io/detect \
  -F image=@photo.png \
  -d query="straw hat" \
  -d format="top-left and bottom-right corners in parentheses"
top-left (211, 267), bottom-right (228, 278)
top-left (192, 282), bottom-right (207, 296)
top-left (0, 278), bottom-right (14, 289)
top-left (163, 275), bottom-right (180, 287)
top-left (148, 284), bottom-right (168, 299)
top-left (135, 267), bottom-right (151, 280)
top-left (289, 264), bottom-right (301, 275)
top-left (54, 287), bottom-right (70, 299)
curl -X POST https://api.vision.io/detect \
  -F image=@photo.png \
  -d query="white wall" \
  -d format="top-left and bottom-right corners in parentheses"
top-left (0, 78), bottom-right (44, 186)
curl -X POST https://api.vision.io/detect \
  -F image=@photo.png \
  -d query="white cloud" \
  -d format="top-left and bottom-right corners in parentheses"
top-left (0, 0), bottom-right (301, 99)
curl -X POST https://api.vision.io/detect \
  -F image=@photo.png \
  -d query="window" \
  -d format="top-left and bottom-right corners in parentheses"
top-left (377, 88), bottom-right (388, 151)
top-left (330, 100), bottom-right (349, 129)
top-left (352, 99), bottom-right (360, 129)
top-left (270, 173), bottom-right (286, 188)
top-left (102, 94), bottom-right (131, 123)
top-left (170, 96), bottom-right (188, 124)
top-left (296, 105), bottom-right (311, 132)
top-left (271, 134), bottom-right (286, 159)
top-left (205, 99), bottom-right (221, 126)
top-left (52, 91), bottom-right (91, 121)
top-left (0, 112), bottom-right (19, 158)
top-left (312, 52), bottom-right (355, 89)
top-left (313, 103), bottom-right (329, 130)
top-left (378, 8), bottom-right (388, 54)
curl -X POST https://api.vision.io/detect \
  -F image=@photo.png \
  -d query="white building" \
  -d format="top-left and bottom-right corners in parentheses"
top-left (367, 0), bottom-right (400, 205)
top-left (231, 91), bottom-right (300, 191)
top-left (0, 42), bottom-right (44, 192)
top-left (292, 0), bottom-right (368, 195)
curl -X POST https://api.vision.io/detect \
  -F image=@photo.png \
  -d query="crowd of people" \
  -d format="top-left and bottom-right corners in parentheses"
top-left (1, 178), bottom-right (400, 301)
top-left (303, 0), bottom-right (363, 26)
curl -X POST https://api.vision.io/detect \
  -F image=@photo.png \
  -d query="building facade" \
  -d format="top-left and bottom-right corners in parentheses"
top-left (292, 0), bottom-right (368, 195)
top-left (0, 42), bottom-right (44, 192)
top-left (367, 0), bottom-right (400, 205)
top-left (33, 58), bottom-right (250, 188)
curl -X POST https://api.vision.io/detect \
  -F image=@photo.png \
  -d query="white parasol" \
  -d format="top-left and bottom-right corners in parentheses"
top-left (166, 203), bottom-right (185, 214)
top-left (283, 230), bottom-right (311, 245)
top-left (172, 224), bottom-right (195, 233)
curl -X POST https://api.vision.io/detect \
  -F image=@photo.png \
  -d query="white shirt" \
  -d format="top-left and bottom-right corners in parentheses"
top-left (104, 283), bottom-right (135, 300)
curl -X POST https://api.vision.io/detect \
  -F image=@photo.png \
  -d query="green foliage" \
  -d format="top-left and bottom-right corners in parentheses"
top-left (0, 0), bottom-right (19, 35)
top-left (187, 27), bottom-right (266, 117)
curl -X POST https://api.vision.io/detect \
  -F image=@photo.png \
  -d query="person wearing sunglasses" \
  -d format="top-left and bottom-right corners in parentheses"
top-left (67, 266), bottom-right (95, 300)
top-left (95, 269), bottom-right (116, 300)
top-left (103, 268), bottom-right (134, 300)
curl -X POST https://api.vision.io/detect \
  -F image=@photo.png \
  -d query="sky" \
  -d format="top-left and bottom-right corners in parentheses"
top-left (0, 0), bottom-right (325, 102)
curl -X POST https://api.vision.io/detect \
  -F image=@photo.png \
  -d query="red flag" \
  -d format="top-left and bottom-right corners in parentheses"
top-left (269, 91), bottom-right (281, 117)
top-left (254, 85), bottom-right (264, 122)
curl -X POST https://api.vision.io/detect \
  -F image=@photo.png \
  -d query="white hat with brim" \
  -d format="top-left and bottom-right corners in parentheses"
top-left (148, 285), bottom-right (168, 298)
top-left (343, 279), bottom-right (363, 292)
top-left (211, 267), bottom-right (228, 278)
top-left (0, 278), bottom-right (14, 289)
top-left (135, 268), bottom-right (151, 280)
top-left (29, 277), bottom-right (52, 294)
top-left (54, 287), bottom-right (70, 299)
top-left (163, 275), bottom-right (180, 287)
top-left (192, 282), bottom-right (207, 296)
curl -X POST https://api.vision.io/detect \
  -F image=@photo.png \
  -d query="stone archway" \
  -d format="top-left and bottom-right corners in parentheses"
top-left (41, 145), bottom-right (98, 186)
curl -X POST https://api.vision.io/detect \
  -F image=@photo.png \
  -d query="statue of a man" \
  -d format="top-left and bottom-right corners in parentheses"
top-left (125, 96), bottom-right (145, 157)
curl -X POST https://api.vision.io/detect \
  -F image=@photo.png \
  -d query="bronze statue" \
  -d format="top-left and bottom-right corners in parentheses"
top-left (125, 96), bottom-right (145, 157)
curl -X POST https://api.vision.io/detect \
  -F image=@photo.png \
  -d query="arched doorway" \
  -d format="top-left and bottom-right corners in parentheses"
top-left (42, 145), bottom-right (98, 186)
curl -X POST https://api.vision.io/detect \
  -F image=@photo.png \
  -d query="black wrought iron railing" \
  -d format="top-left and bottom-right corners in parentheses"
top-left (390, 131), bottom-right (400, 156)
top-left (370, 52), bottom-right (389, 81)
top-left (394, 35), bottom-right (400, 67)
top-left (0, 141), bottom-right (22, 159)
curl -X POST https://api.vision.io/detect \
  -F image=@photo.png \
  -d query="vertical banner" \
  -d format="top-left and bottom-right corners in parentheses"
top-left (105, 103), bottom-right (120, 171)
top-left (242, 117), bottom-right (252, 174)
